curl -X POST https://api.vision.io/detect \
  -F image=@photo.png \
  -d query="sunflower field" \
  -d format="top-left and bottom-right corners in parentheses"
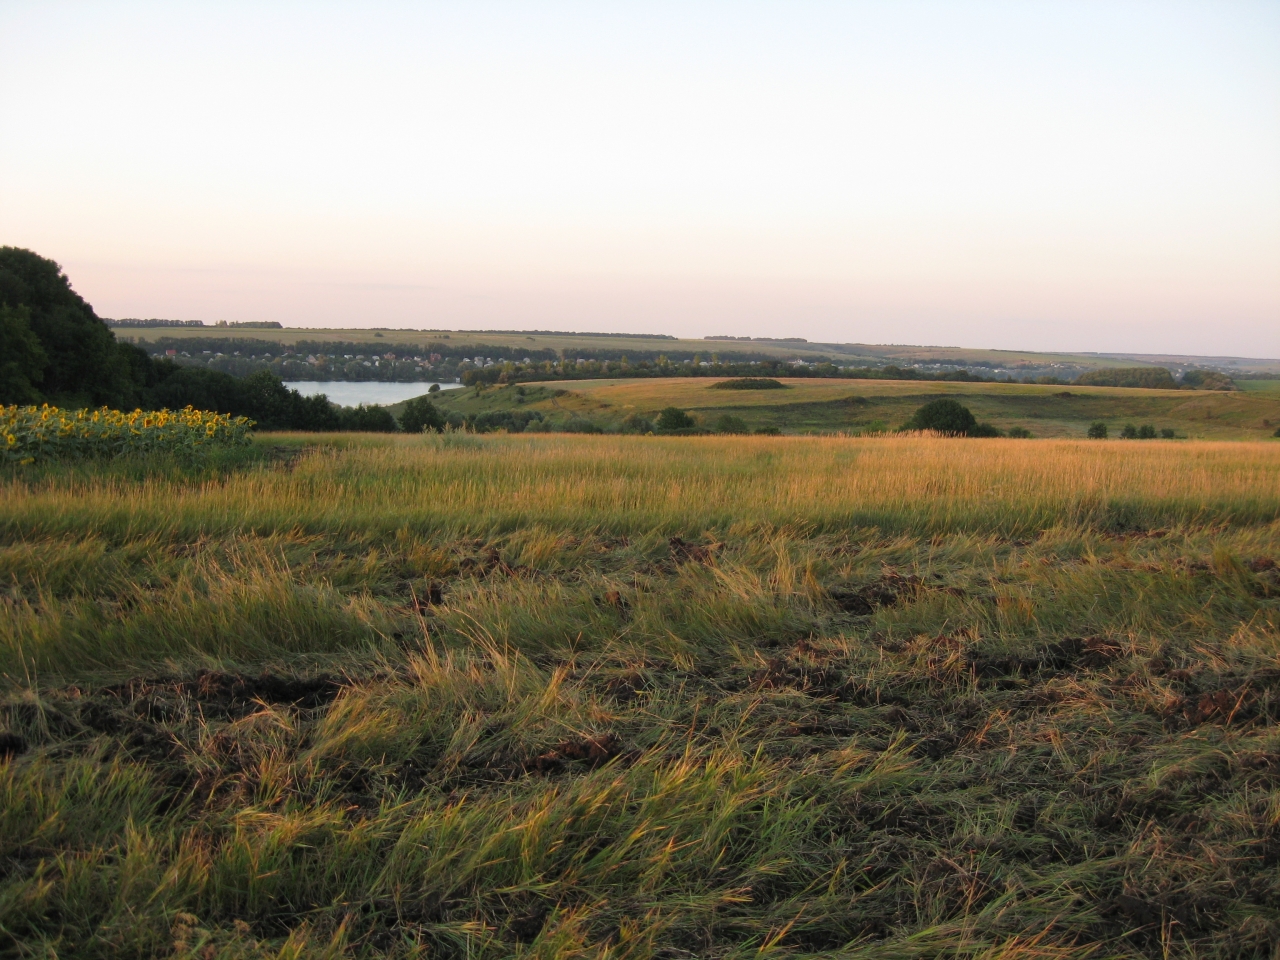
top-left (1, 404), bottom-right (254, 464)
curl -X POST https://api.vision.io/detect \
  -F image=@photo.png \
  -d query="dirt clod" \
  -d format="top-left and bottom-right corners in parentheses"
top-left (529, 734), bottom-right (622, 773)
top-left (828, 575), bottom-right (922, 614)
top-left (0, 731), bottom-right (27, 761)
top-left (668, 537), bottom-right (719, 564)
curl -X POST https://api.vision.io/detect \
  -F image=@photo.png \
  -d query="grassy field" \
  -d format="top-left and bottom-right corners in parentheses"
top-left (424, 377), bottom-right (1280, 440)
top-left (2, 433), bottom-right (1279, 958)
top-left (1238, 380), bottom-right (1280, 395)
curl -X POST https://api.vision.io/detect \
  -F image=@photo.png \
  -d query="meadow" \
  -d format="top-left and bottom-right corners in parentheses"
top-left (426, 377), bottom-right (1280, 440)
top-left (1, 433), bottom-right (1279, 959)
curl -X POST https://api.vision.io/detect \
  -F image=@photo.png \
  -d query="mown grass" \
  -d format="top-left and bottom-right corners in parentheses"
top-left (427, 378), bottom-right (1280, 440)
top-left (1, 434), bottom-right (1278, 959)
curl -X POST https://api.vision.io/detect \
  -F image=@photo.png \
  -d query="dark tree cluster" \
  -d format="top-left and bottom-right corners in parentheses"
top-left (1073, 367), bottom-right (1237, 391)
top-left (0, 247), bottom-right (154, 408)
top-left (900, 399), bottom-right (1001, 437)
top-left (0, 248), bottom-right (442, 433)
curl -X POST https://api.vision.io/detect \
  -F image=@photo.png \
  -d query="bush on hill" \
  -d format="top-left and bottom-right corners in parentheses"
top-left (467, 410), bottom-right (544, 433)
top-left (656, 407), bottom-right (697, 432)
top-left (713, 414), bottom-right (750, 434)
top-left (902, 398), bottom-right (976, 434)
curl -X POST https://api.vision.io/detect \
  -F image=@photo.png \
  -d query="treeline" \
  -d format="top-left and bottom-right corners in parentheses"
top-left (460, 359), bottom-right (1001, 387)
top-left (0, 247), bottom-right (443, 432)
top-left (1074, 367), bottom-right (1237, 391)
top-left (105, 318), bottom-right (283, 328)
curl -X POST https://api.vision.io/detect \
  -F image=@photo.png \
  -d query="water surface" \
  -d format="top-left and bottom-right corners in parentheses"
top-left (283, 381), bottom-right (462, 406)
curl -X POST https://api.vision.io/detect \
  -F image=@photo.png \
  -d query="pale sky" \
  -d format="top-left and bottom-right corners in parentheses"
top-left (2, 1), bottom-right (1278, 356)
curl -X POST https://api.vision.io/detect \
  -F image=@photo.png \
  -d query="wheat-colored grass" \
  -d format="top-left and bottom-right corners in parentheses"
top-left (1, 435), bottom-right (1278, 958)
top-left (3, 435), bottom-right (1278, 544)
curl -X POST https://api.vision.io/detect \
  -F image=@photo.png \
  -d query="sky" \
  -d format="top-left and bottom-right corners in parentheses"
top-left (1, 1), bottom-right (1278, 356)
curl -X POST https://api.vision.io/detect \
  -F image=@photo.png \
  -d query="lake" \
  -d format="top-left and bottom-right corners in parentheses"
top-left (283, 381), bottom-right (464, 406)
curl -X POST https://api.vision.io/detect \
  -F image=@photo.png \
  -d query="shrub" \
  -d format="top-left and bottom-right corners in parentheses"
top-left (621, 414), bottom-right (654, 434)
top-left (656, 407), bottom-right (696, 432)
top-left (467, 410), bottom-right (543, 434)
top-left (709, 378), bottom-right (785, 390)
top-left (713, 414), bottom-right (750, 434)
top-left (900, 399), bottom-right (977, 435)
top-left (427, 383), bottom-right (441, 394)
top-left (754, 425), bottom-right (781, 435)
top-left (337, 404), bottom-right (398, 432)
top-left (971, 423), bottom-right (1003, 437)
top-left (1006, 426), bottom-right (1033, 438)
top-left (399, 396), bottom-right (445, 433)
top-left (1161, 428), bottom-right (1176, 439)
top-left (1274, 426), bottom-right (1280, 438)
top-left (1138, 424), bottom-right (1157, 439)
top-left (560, 416), bottom-right (603, 434)
top-left (1121, 424), bottom-right (1138, 439)
top-left (1088, 422), bottom-right (1108, 439)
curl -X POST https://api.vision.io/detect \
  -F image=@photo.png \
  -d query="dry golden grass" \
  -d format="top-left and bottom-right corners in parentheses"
top-left (2, 434), bottom-right (1279, 958)
top-left (4, 435), bottom-right (1278, 544)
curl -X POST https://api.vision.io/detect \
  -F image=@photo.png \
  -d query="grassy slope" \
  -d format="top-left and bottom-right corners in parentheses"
top-left (1, 434), bottom-right (1279, 959)
top-left (425, 377), bottom-right (1280, 440)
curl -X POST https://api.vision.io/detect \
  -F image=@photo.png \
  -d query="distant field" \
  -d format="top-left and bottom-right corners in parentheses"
top-left (1238, 378), bottom-right (1280, 393)
top-left (424, 376), bottom-right (1280, 440)
top-left (2, 434), bottom-right (1279, 956)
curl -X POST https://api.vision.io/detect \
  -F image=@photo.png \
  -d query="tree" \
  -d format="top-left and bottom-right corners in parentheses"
top-left (0, 305), bottom-right (47, 404)
top-left (0, 247), bottom-right (143, 407)
top-left (656, 407), bottom-right (695, 431)
top-left (1087, 422), bottom-right (1108, 439)
top-left (400, 396), bottom-right (445, 433)
top-left (901, 398), bottom-right (977, 435)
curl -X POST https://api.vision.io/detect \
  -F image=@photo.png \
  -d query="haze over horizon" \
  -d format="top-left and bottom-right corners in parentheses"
top-left (2, 2), bottom-right (1277, 356)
